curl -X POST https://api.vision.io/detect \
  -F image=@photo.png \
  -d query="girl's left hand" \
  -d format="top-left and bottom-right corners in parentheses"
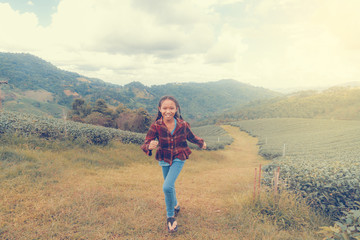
top-left (202, 142), bottom-right (207, 150)
top-left (149, 140), bottom-right (159, 150)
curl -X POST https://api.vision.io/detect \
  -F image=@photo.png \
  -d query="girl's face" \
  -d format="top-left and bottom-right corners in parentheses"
top-left (159, 99), bottom-right (178, 121)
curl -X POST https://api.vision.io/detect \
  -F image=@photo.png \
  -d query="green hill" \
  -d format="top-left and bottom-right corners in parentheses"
top-left (0, 53), bottom-right (135, 117)
top-left (0, 52), bottom-right (280, 121)
top-left (218, 87), bottom-right (360, 121)
top-left (147, 79), bottom-right (280, 120)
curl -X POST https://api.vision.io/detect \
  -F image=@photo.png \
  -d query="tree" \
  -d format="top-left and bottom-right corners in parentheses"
top-left (70, 98), bottom-right (91, 119)
top-left (115, 103), bottom-right (127, 114)
top-left (68, 98), bottom-right (153, 132)
top-left (92, 99), bottom-right (108, 114)
top-left (72, 98), bottom-right (85, 115)
top-left (134, 107), bottom-right (152, 132)
top-left (84, 112), bottom-right (115, 128)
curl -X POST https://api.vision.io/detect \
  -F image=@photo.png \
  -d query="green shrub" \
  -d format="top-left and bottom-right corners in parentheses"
top-left (319, 208), bottom-right (360, 239)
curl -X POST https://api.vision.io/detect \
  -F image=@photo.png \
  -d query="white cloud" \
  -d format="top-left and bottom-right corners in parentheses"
top-left (0, 0), bottom-right (359, 89)
top-left (222, 0), bottom-right (360, 88)
top-left (0, 3), bottom-right (45, 52)
top-left (205, 24), bottom-right (247, 64)
top-left (133, 0), bottom-right (210, 25)
top-left (49, 0), bottom-right (215, 57)
top-left (312, 0), bottom-right (360, 50)
top-left (27, 1), bottom-right (34, 6)
top-left (195, 0), bottom-right (244, 8)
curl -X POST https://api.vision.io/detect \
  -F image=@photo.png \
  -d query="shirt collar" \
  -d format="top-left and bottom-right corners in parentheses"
top-left (158, 117), bottom-right (184, 132)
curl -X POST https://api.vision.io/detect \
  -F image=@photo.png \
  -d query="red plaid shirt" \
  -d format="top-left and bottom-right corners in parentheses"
top-left (141, 117), bottom-right (204, 165)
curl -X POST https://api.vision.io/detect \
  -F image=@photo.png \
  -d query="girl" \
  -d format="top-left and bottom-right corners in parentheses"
top-left (141, 95), bottom-right (206, 233)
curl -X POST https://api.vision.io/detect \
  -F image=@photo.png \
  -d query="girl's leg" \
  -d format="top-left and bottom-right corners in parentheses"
top-left (161, 166), bottom-right (170, 180)
top-left (161, 166), bottom-right (178, 209)
top-left (162, 161), bottom-right (184, 218)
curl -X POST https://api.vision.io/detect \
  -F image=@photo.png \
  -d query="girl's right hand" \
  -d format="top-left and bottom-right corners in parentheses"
top-left (148, 140), bottom-right (159, 150)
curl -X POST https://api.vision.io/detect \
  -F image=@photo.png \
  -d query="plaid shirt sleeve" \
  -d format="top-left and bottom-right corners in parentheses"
top-left (141, 122), bottom-right (158, 156)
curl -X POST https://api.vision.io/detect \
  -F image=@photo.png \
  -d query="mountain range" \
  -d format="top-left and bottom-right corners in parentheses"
top-left (1, 52), bottom-right (359, 124)
top-left (0, 52), bottom-right (280, 122)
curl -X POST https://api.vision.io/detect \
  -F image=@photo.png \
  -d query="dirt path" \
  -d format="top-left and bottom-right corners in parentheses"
top-left (179, 125), bottom-right (267, 210)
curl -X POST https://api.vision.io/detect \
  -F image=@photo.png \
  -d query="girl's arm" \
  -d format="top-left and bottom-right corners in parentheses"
top-left (185, 122), bottom-right (206, 149)
top-left (141, 123), bottom-right (158, 156)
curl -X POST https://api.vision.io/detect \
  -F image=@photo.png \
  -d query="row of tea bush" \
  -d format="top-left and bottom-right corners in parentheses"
top-left (231, 118), bottom-right (360, 219)
top-left (0, 111), bottom-right (232, 150)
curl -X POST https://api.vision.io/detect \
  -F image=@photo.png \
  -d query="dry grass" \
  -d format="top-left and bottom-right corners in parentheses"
top-left (0, 126), bottom-right (331, 239)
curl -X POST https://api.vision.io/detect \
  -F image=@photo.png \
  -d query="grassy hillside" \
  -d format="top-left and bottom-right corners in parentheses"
top-left (0, 127), bottom-right (330, 239)
top-left (148, 79), bottom-right (281, 120)
top-left (0, 52), bottom-right (281, 121)
top-left (220, 87), bottom-right (360, 121)
top-left (3, 96), bottom-right (66, 117)
top-left (269, 87), bottom-right (360, 120)
top-left (0, 52), bottom-right (135, 117)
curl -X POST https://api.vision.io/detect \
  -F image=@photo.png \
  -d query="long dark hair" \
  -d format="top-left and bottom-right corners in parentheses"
top-left (156, 95), bottom-right (183, 121)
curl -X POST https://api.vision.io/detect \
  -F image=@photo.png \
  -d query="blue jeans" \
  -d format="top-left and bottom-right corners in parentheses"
top-left (161, 160), bottom-right (185, 218)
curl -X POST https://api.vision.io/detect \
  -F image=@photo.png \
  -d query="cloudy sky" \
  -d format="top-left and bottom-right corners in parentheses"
top-left (0, 0), bottom-right (359, 91)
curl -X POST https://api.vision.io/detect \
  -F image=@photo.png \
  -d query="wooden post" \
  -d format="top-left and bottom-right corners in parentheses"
top-left (0, 80), bottom-right (9, 110)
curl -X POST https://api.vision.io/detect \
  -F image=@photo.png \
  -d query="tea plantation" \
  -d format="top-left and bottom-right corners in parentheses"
top-left (0, 111), bottom-right (232, 150)
top-left (191, 124), bottom-right (233, 150)
top-left (0, 111), bottom-right (145, 145)
top-left (231, 118), bottom-right (360, 219)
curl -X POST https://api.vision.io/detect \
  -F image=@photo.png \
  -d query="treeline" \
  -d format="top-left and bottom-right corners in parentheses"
top-left (68, 99), bottom-right (152, 133)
